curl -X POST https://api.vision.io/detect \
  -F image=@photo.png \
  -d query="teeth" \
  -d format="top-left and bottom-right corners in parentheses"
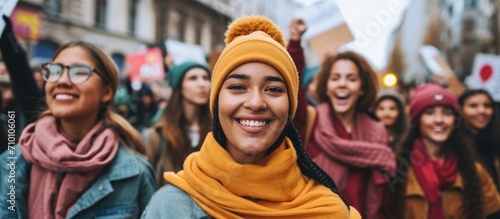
top-left (336, 93), bottom-right (348, 98)
top-left (55, 94), bottom-right (76, 100)
top-left (239, 120), bottom-right (267, 127)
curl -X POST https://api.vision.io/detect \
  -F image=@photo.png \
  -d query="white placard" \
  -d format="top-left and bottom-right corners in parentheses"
top-left (420, 46), bottom-right (445, 76)
top-left (165, 39), bottom-right (207, 66)
top-left (465, 53), bottom-right (500, 101)
top-left (0, 0), bottom-right (18, 36)
top-left (294, 0), bottom-right (345, 40)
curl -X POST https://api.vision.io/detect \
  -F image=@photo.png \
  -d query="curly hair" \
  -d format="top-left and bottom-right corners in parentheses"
top-left (315, 51), bottom-right (379, 111)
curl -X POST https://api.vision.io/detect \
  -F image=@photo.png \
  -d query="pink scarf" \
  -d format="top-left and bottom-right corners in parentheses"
top-left (308, 103), bottom-right (396, 218)
top-left (411, 138), bottom-right (457, 219)
top-left (19, 116), bottom-right (118, 219)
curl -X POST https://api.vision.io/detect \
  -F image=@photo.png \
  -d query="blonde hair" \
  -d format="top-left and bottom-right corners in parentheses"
top-left (40, 41), bottom-right (145, 154)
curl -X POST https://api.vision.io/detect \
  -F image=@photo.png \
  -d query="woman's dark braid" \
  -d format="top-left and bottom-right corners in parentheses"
top-left (212, 104), bottom-right (226, 148)
top-left (283, 122), bottom-right (350, 209)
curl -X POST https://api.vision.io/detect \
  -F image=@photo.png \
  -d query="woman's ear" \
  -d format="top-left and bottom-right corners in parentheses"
top-left (101, 85), bottom-right (114, 104)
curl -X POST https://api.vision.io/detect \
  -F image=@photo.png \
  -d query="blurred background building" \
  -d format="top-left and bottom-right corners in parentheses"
top-left (10, 0), bottom-right (295, 75)
top-left (13, 0), bottom-right (158, 77)
top-left (6, 0), bottom-right (500, 91)
top-left (387, 0), bottom-right (500, 86)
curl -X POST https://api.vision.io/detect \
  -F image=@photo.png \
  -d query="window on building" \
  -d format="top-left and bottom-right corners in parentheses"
top-left (177, 13), bottom-right (186, 41)
top-left (129, 0), bottom-right (138, 36)
top-left (95, 0), bottom-right (107, 29)
top-left (111, 53), bottom-right (125, 78)
top-left (45, 0), bottom-right (61, 16)
top-left (31, 40), bottom-right (59, 64)
top-left (464, 0), bottom-right (477, 8)
top-left (167, 11), bottom-right (180, 40)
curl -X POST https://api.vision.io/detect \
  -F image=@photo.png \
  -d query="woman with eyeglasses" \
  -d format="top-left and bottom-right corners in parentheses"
top-left (392, 84), bottom-right (500, 219)
top-left (459, 89), bottom-right (500, 191)
top-left (0, 15), bottom-right (45, 155)
top-left (0, 41), bottom-right (155, 219)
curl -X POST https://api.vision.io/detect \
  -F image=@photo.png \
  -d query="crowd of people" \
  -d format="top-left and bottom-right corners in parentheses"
top-left (1, 13), bottom-right (500, 219)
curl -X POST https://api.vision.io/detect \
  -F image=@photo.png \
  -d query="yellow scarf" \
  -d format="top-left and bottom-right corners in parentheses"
top-left (164, 133), bottom-right (360, 218)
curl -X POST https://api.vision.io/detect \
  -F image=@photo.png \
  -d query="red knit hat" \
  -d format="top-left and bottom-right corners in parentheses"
top-left (409, 83), bottom-right (460, 123)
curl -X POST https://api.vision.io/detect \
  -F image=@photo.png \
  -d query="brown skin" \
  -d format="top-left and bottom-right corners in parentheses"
top-left (46, 47), bottom-right (113, 141)
top-left (289, 18), bottom-right (307, 41)
top-left (219, 62), bottom-right (289, 164)
top-left (461, 93), bottom-right (494, 133)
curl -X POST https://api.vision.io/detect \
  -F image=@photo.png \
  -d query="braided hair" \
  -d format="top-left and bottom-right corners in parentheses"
top-left (212, 102), bottom-right (350, 209)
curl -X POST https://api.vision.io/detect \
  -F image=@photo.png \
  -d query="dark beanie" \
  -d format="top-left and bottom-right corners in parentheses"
top-left (168, 61), bottom-right (210, 90)
top-left (409, 83), bottom-right (460, 123)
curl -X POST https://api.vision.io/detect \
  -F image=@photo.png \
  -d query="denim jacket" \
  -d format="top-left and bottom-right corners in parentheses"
top-left (141, 184), bottom-right (208, 219)
top-left (0, 144), bottom-right (156, 219)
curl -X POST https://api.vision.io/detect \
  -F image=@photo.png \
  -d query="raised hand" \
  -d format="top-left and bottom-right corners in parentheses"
top-left (289, 18), bottom-right (307, 41)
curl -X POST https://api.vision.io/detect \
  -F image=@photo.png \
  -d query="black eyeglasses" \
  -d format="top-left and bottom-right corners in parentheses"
top-left (41, 62), bottom-right (105, 84)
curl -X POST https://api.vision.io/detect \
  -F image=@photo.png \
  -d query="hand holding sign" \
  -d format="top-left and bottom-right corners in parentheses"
top-left (479, 64), bottom-right (493, 84)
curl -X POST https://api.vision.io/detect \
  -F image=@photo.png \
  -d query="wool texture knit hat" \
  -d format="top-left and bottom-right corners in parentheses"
top-left (168, 61), bottom-right (210, 90)
top-left (409, 83), bottom-right (460, 123)
top-left (210, 16), bottom-right (299, 119)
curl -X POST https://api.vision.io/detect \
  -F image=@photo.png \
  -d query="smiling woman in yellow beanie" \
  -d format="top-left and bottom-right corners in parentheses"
top-left (142, 16), bottom-right (360, 219)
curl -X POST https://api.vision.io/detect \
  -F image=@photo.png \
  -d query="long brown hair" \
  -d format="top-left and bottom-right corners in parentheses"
top-left (40, 41), bottom-right (145, 154)
top-left (374, 95), bottom-right (409, 149)
top-left (316, 51), bottom-right (379, 111)
top-left (158, 74), bottom-right (212, 169)
top-left (392, 121), bottom-right (483, 218)
top-left (459, 89), bottom-right (500, 159)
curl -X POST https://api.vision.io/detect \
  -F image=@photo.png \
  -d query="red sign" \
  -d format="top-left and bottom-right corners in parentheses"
top-left (11, 6), bottom-right (43, 40)
top-left (480, 64), bottom-right (493, 83)
top-left (466, 54), bottom-right (500, 101)
top-left (126, 47), bottom-right (165, 83)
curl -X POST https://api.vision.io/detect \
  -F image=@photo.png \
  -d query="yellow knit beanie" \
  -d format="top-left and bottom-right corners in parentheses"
top-left (210, 16), bottom-right (299, 119)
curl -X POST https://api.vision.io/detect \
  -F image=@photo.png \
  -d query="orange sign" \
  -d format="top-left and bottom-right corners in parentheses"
top-left (11, 6), bottom-right (42, 40)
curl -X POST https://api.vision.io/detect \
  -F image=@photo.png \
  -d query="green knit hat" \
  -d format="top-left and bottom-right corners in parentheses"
top-left (168, 61), bottom-right (210, 90)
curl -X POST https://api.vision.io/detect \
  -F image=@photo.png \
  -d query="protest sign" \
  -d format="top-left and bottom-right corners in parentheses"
top-left (11, 6), bottom-right (42, 40)
top-left (126, 47), bottom-right (165, 84)
top-left (420, 45), bottom-right (465, 96)
top-left (0, 0), bottom-right (19, 36)
top-left (465, 54), bottom-right (500, 101)
top-left (165, 39), bottom-right (207, 65)
top-left (295, 0), bottom-right (353, 58)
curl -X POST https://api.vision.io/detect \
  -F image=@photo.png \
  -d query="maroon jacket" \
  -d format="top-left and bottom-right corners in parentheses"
top-left (287, 40), bottom-right (307, 140)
